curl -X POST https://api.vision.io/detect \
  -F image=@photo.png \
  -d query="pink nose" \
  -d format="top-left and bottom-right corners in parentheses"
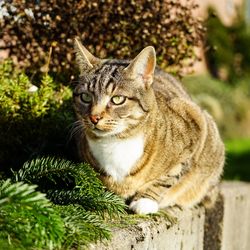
top-left (89, 115), bottom-right (101, 125)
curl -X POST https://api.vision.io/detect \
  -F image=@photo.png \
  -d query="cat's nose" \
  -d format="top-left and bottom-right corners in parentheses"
top-left (89, 114), bottom-right (101, 125)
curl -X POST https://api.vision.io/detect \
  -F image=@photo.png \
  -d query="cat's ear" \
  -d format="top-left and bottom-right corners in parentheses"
top-left (74, 38), bottom-right (101, 73)
top-left (124, 46), bottom-right (156, 87)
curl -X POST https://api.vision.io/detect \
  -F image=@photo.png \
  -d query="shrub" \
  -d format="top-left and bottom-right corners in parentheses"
top-left (0, 60), bottom-right (74, 174)
top-left (0, 0), bottom-right (204, 79)
top-left (204, 8), bottom-right (250, 82)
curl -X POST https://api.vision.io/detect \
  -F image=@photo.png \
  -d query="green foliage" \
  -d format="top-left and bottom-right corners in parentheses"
top-left (204, 8), bottom-right (250, 82)
top-left (0, 157), bottom-right (127, 249)
top-left (0, 179), bottom-right (65, 249)
top-left (224, 139), bottom-right (250, 181)
top-left (0, 0), bottom-right (204, 78)
top-left (55, 205), bottom-right (111, 248)
top-left (0, 60), bottom-right (70, 120)
top-left (226, 138), bottom-right (250, 154)
top-left (15, 157), bottom-right (103, 191)
top-left (0, 60), bottom-right (74, 174)
top-left (14, 157), bottom-right (126, 217)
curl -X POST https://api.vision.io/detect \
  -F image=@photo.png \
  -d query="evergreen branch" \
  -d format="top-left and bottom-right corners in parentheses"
top-left (0, 179), bottom-right (50, 208)
top-left (14, 157), bottom-right (127, 216)
top-left (86, 191), bottom-right (128, 218)
top-left (55, 205), bottom-right (111, 248)
top-left (14, 157), bottom-right (104, 193)
top-left (5, 157), bottom-right (128, 248)
top-left (0, 180), bottom-right (65, 249)
top-left (47, 189), bottom-right (127, 217)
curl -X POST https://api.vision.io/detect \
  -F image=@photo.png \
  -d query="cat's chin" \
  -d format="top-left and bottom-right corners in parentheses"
top-left (93, 128), bottom-right (112, 137)
top-left (88, 127), bottom-right (124, 138)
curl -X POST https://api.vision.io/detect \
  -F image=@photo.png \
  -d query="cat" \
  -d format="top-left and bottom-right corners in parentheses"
top-left (73, 38), bottom-right (225, 215)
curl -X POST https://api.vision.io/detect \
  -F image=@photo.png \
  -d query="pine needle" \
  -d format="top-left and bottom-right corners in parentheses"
top-left (55, 205), bottom-right (111, 248)
top-left (0, 179), bottom-right (65, 249)
top-left (15, 157), bottom-right (104, 192)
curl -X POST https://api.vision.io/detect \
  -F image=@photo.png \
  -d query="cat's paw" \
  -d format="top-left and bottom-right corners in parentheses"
top-left (129, 198), bottom-right (159, 214)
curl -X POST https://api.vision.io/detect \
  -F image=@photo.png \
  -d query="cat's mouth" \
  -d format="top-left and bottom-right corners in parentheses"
top-left (93, 123), bottom-right (111, 131)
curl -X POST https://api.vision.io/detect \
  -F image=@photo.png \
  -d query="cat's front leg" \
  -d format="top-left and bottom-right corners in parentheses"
top-left (128, 164), bottom-right (185, 214)
top-left (128, 180), bottom-right (173, 215)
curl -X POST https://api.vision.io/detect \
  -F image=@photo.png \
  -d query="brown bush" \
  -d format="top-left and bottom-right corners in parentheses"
top-left (0, 0), bottom-right (204, 79)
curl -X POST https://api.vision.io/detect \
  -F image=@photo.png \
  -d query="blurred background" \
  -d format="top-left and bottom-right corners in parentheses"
top-left (0, 0), bottom-right (249, 181)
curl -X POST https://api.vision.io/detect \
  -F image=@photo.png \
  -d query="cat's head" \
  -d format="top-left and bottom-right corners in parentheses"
top-left (73, 38), bottom-right (156, 138)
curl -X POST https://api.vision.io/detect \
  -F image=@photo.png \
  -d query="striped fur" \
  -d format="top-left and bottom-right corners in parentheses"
top-left (73, 40), bottom-right (225, 214)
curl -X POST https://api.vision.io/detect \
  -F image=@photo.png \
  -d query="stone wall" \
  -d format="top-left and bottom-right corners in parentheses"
top-left (90, 181), bottom-right (250, 250)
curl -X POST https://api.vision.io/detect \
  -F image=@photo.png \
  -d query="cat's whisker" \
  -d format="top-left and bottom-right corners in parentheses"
top-left (68, 120), bottom-right (85, 142)
top-left (67, 120), bottom-right (81, 130)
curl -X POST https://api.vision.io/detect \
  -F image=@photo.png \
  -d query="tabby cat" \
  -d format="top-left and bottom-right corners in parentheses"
top-left (73, 38), bottom-right (225, 215)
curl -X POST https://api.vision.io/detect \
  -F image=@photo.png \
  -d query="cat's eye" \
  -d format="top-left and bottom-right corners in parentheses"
top-left (80, 93), bottom-right (92, 103)
top-left (111, 95), bottom-right (126, 105)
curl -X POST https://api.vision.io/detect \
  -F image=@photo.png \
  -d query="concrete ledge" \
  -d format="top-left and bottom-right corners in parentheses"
top-left (203, 193), bottom-right (224, 250)
top-left (220, 182), bottom-right (250, 250)
top-left (90, 181), bottom-right (250, 250)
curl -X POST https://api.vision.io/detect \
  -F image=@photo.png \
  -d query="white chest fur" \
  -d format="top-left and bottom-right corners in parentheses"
top-left (87, 134), bottom-right (144, 182)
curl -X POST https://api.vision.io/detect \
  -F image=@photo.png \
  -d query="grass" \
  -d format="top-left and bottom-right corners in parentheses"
top-left (224, 138), bottom-right (250, 181)
top-left (225, 138), bottom-right (250, 154)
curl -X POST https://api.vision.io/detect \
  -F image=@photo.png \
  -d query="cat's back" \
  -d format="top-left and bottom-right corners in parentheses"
top-left (153, 68), bottom-right (191, 101)
top-left (152, 69), bottom-right (205, 137)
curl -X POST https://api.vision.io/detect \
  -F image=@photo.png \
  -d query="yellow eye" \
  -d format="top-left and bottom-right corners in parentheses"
top-left (111, 95), bottom-right (126, 105)
top-left (80, 93), bottom-right (92, 103)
